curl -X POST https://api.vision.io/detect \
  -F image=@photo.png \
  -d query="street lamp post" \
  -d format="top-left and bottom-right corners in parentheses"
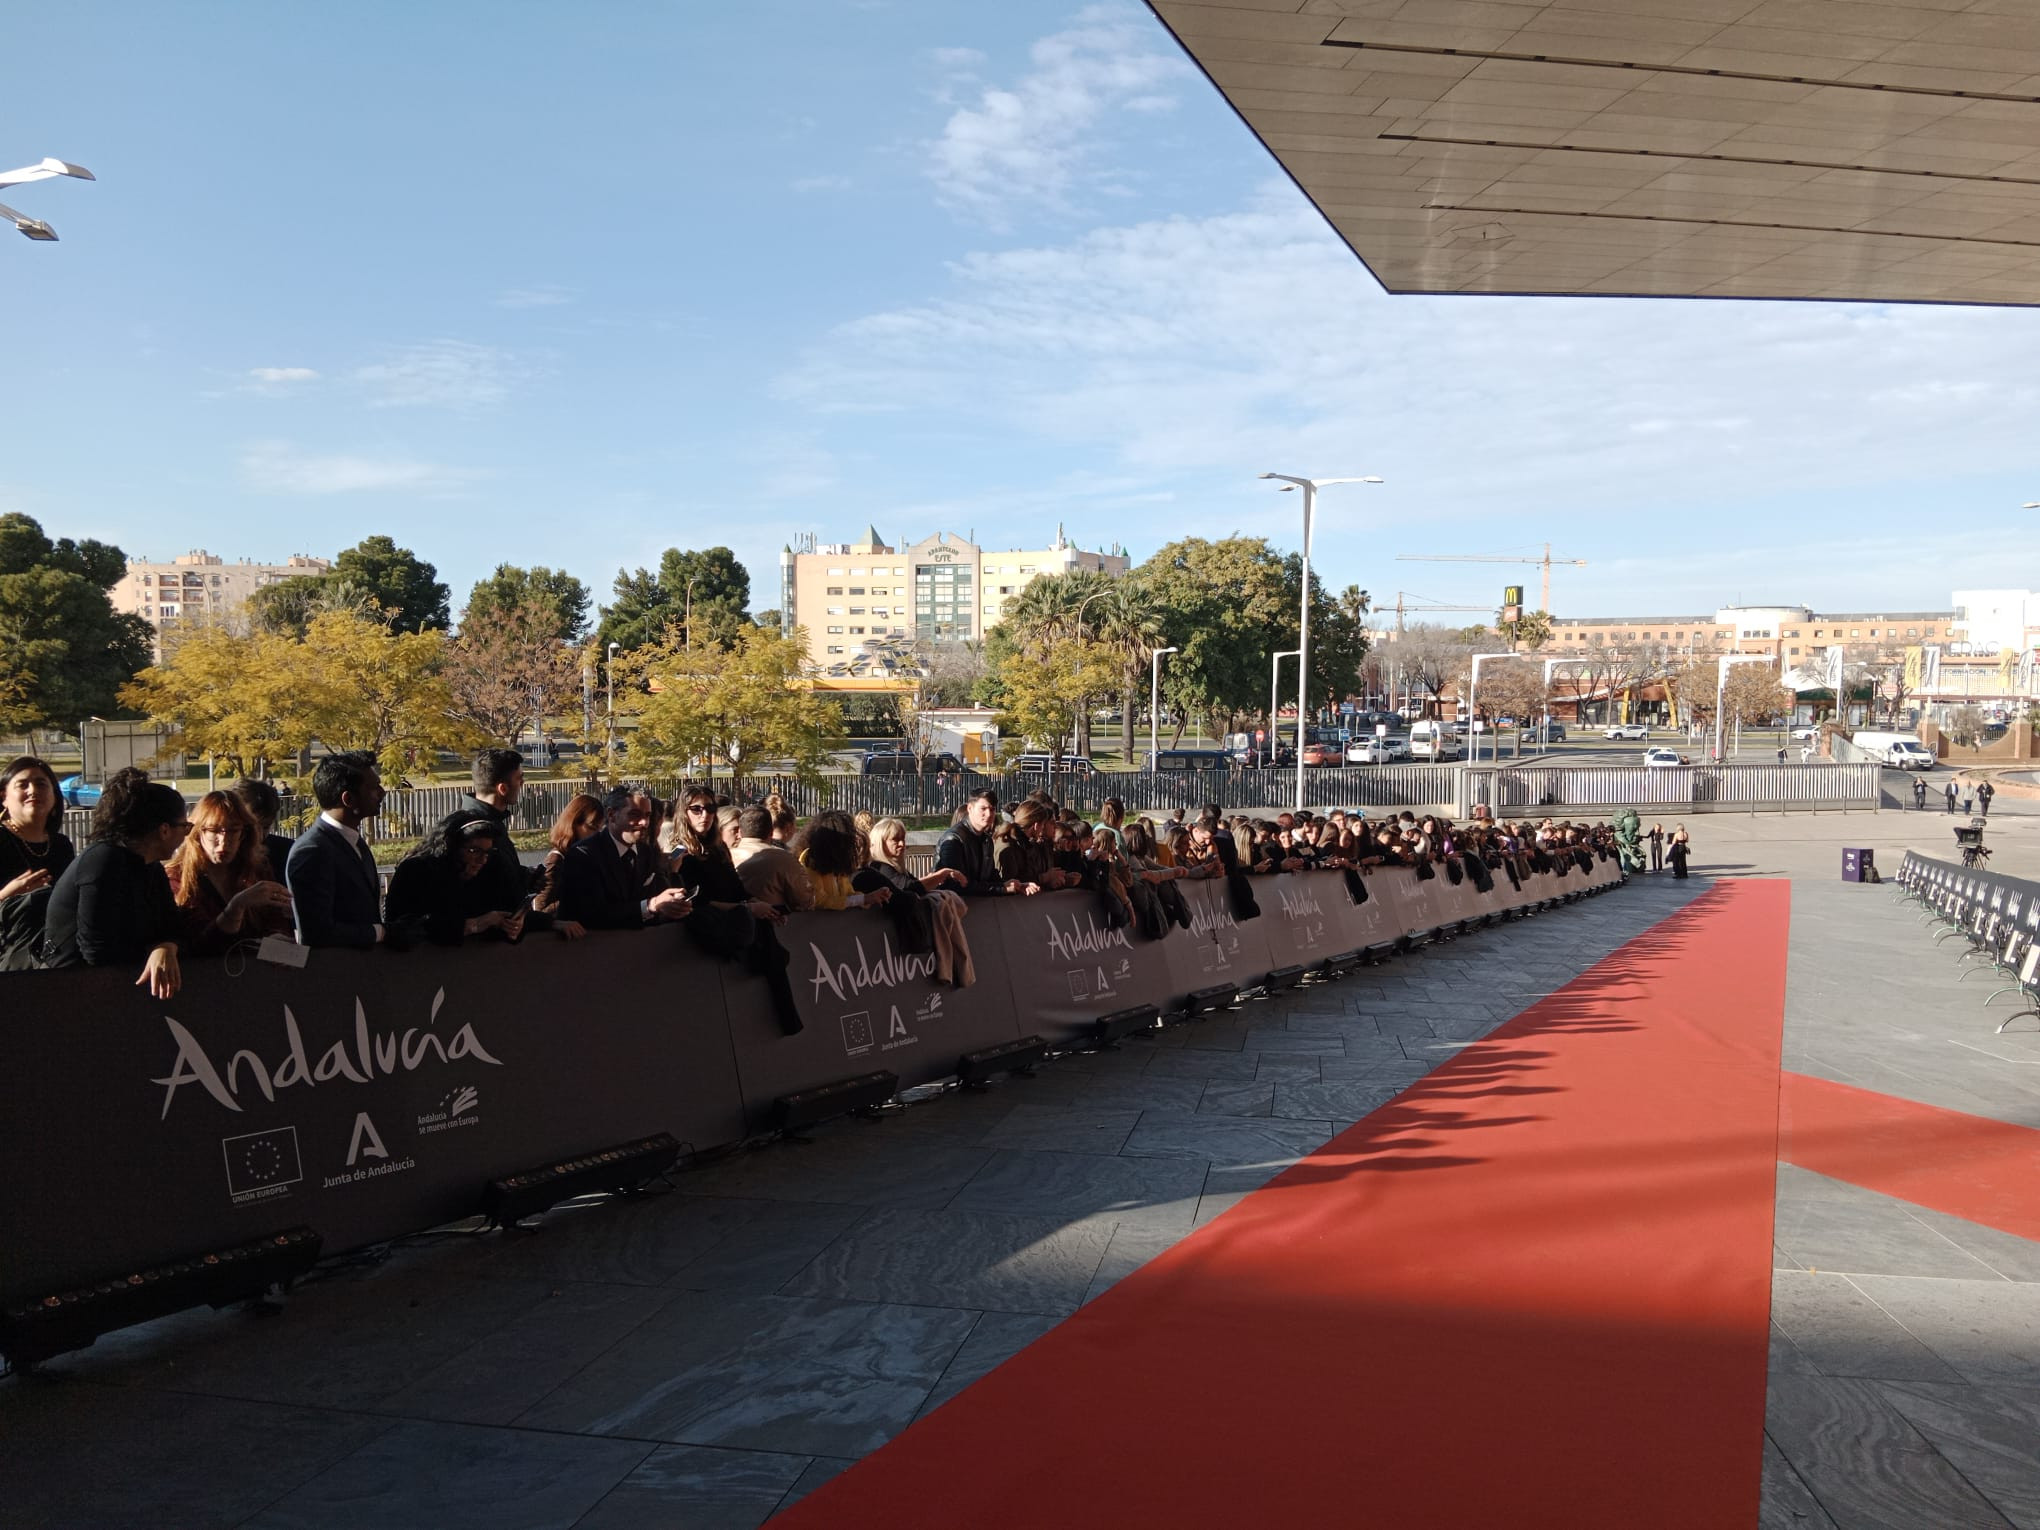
top-left (1260, 472), bottom-right (1384, 811)
top-left (683, 575), bottom-right (701, 653)
top-left (1271, 650), bottom-right (1300, 770)
top-left (1465, 653), bottom-right (1518, 763)
top-left (1540, 656), bottom-right (1590, 750)
top-left (1715, 653), bottom-right (1770, 762)
top-left (0, 157), bottom-right (94, 241)
top-left (1149, 646), bottom-right (1178, 768)
top-left (605, 640), bottom-right (620, 776)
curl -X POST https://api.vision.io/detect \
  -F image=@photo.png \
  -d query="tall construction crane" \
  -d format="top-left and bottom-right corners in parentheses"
top-left (1385, 591), bottom-right (1493, 633)
top-left (1395, 543), bottom-right (1586, 612)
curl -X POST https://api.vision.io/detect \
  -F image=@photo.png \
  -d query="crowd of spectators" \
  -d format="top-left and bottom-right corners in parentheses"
top-left (0, 749), bottom-right (1618, 1008)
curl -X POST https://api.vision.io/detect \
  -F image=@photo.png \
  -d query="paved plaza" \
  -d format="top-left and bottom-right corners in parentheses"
top-left (4, 809), bottom-right (2037, 1529)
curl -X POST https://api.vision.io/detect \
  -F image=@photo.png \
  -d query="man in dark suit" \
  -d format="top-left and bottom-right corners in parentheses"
top-left (286, 751), bottom-right (389, 948)
top-left (557, 785), bottom-right (692, 930)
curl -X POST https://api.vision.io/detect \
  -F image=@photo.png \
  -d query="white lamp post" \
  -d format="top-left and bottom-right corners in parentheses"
top-left (1715, 653), bottom-right (1770, 762)
top-left (1270, 649), bottom-right (1299, 770)
top-left (1465, 653), bottom-right (1517, 763)
top-left (605, 641), bottom-right (620, 775)
top-left (1260, 472), bottom-right (1384, 811)
top-left (0, 157), bottom-right (94, 241)
top-left (1149, 646), bottom-right (1178, 768)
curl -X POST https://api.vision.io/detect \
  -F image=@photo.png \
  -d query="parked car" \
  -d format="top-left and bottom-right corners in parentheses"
top-left (1408, 721), bottom-right (1463, 761)
top-left (1790, 726), bottom-right (1819, 742)
top-left (1521, 723), bottom-right (1569, 744)
top-left (1604, 723), bottom-right (1648, 741)
top-left (1346, 738), bottom-right (1392, 765)
top-left (1301, 741), bottom-right (1343, 767)
top-left (1148, 748), bottom-right (1231, 772)
top-left (1013, 753), bottom-right (1097, 778)
top-left (1642, 747), bottom-right (1686, 768)
top-left (861, 750), bottom-right (967, 776)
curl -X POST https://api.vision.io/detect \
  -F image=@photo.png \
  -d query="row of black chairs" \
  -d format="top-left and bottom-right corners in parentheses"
top-left (1893, 854), bottom-right (2040, 1033)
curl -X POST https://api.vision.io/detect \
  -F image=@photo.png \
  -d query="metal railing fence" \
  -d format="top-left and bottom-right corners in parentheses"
top-left (1458, 762), bottom-right (1882, 816)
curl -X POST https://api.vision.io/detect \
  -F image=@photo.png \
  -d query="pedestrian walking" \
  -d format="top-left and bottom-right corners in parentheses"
top-left (1978, 780), bottom-right (1995, 818)
top-left (1776, 746), bottom-right (1786, 765)
top-left (1668, 825), bottom-right (1691, 881)
top-left (1647, 822), bottom-right (1664, 873)
top-left (1945, 781), bottom-right (1959, 814)
top-left (1912, 777), bottom-right (1927, 811)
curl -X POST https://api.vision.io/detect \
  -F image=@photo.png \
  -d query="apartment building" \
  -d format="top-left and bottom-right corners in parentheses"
top-left (1548, 605), bottom-right (1955, 664)
top-left (779, 525), bottom-right (1131, 671)
top-left (111, 549), bottom-right (332, 658)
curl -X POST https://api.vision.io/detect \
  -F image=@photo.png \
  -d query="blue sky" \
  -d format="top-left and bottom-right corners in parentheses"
top-left (7, 0), bottom-right (2037, 627)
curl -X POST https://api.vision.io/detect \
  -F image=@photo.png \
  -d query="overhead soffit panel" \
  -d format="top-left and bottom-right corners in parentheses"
top-left (1145, 0), bottom-right (2040, 304)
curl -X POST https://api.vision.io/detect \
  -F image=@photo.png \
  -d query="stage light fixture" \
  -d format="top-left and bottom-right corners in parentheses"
top-left (1092, 1004), bottom-right (1161, 1049)
top-left (1, 1226), bottom-right (322, 1368)
top-left (1263, 964), bottom-right (1306, 994)
top-left (484, 1133), bottom-right (682, 1225)
top-left (1185, 982), bottom-right (1239, 1017)
top-left (1360, 941), bottom-right (1398, 965)
top-left (959, 1035), bottom-right (1047, 1089)
top-left (1317, 949), bottom-right (1361, 978)
top-left (770, 1071), bottom-right (899, 1136)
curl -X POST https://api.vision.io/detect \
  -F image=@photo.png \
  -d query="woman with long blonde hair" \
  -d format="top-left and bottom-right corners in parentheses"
top-left (858, 817), bottom-right (975, 987)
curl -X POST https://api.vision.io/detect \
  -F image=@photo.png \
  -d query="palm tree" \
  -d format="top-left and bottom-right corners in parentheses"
top-left (1094, 581), bottom-right (1166, 763)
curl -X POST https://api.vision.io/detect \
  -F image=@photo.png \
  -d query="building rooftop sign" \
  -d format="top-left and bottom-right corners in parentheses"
top-left (1147, 1), bottom-right (2040, 305)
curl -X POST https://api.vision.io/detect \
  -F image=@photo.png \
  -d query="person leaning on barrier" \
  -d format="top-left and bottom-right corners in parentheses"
top-left (228, 776), bottom-right (297, 883)
top-left (447, 748), bottom-right (543, 915)
top-left (671, 785), bottom-right (802, 1034)
top-left (41, 769), bottom-right (189, 997)
top-left (0, 754), bottom-right (75, 972)
top-left (533, 793), bottom-right (604, 918)
top-left (558, 785), bottom-right (692, 930)
top-left (166, 790), bottom-right (293, 955)
top-left (793, 810), bottom-right (890, 911)
top-left (858, 817), bottom-right (974, 986)
top-left (732, 804), bottom-right (815, 912)
top-left (286, 751), bottom-right (391, 949)
top-left (939, 789), bottom-right (1038, 896)
top-left (999, 800), bottom-right (1077, 890)
top-left (387, 811), bottom-right (562, 945)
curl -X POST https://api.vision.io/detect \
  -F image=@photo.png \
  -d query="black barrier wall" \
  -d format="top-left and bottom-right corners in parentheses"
top-left (0, 858), bottom-right (1619, 1311)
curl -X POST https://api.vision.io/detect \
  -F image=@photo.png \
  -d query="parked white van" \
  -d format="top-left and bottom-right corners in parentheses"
top-left (1850, 730), bottom-right (1935, 769)
top-left (1408, 721), bottom-right (1463, 761)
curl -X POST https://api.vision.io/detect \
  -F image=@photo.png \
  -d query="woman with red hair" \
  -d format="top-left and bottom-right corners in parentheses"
top-left (165, 791), bottom-right (294, 954)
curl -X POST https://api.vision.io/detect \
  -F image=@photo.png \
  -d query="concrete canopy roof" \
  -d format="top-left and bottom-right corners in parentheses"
top-left (1146, 0), bottom-right (2040, 304)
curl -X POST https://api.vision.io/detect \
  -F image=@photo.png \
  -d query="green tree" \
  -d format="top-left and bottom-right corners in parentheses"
top-left (250, 536), bottom-right (450, 635)
top-left (0, 512), bottom-right (154, 732)
top-left (594, 546), bottom-right (752, 652)
top-left (462, 564), bottom-right (590, 642)
top-left (1499, 609), bottom-right (1554, 652)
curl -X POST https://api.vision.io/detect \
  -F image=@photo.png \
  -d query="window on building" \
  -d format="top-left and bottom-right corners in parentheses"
top-left (1906, 627), bottom-right (1918, 637)
top-left (1789, 647), bottom-right (1800, 656)
top-left (826, 606), bottom-right (843, 615)
top-left (1925, 627), bottom-right (1937, 637)
top-left (1850, 629), bottom-right (1860, 638)
top-left (827, 568), bottom-right (845, 576)
top-left (848, 607), bottom-right (865, 615)
top-left (848, 587), bottom-right (865, 595)
top-left (850, 567), bottom-right (867, 576)
top-left (1591, 633), bottom-right (1603, 646)
top-left (825, 586), bottom-right (842, 595)
top-left (827, 645), bottom-right (844, 654)
top-left (826, 625), bottom-right (844, 634)
top-left (1813, 629), bottom-right (1823, 638)
top-left (850, 626), bottom-right (865, 635)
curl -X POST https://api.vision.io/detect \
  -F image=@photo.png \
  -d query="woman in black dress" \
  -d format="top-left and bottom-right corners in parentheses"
top-left (42, 771), bottom-right (191, 996)
top-left (671, 786), bottom-right (801, 1033)
top-left (1668, 825), bottom-right (1692, 880)
top-left (0, 755), bottom-right (75, 971)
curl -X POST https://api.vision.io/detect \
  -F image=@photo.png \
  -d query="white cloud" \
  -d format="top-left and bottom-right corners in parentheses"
top-left (240, 442), bottom-right (482, 496)
top-left (493, 285), bottom-right (574, 309)
top-left (248, 366), bottom-right (319, 386)
top-left (927, 4), bottom-right (1191, 224)
top-left (779, 186), bottom-right (2040, 607)
top-left (352, 340), bottom-right (524, 409)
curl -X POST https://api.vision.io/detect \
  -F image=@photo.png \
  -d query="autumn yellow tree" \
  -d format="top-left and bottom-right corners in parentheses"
top-left (991, 638), bottom-right (1119, 760)
top-left (122, 609), bottom-right (481, 780)
top-left (615, 624), bottom-right (841, 784)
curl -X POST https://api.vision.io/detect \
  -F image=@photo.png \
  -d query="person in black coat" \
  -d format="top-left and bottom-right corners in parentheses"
top-left (42, 772), bottom-right (191, 996)
top-left (557, 786), bottom-right (692, 930)
top-left (286, 752), bottom-right (390, 949)
top-left (385, 813), bottom-right (530, 946)
top-left (1, 755), bottom-right (76, 972)
top-left (937, 791), bottom-right (1036, 896)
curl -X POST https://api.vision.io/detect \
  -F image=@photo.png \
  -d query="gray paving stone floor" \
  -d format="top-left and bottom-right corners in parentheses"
top-left (8, 813), bottom-right (2040, 1528)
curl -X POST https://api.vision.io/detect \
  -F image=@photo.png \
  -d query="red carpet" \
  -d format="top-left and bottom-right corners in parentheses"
top-left (1780, 1071), bottom-right (2040, 1241)
top-left (777, 881), bottom-right (1791, 1530)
